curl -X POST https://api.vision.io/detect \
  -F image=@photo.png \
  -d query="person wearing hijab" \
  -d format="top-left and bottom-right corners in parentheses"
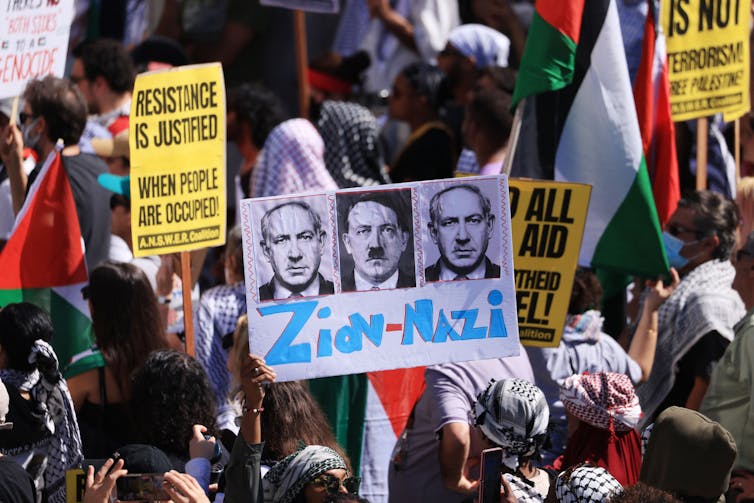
top-left (555, 464), bottom-right (623, 503)
top-left (558, 372), bottom-right (643, 487)
top-left (473, 378), bottom-right (552, 502)
top-left (388, 62), bottom-right (456, 183)
top-left (0, 303), bottom-right (83, 503)
top-left (251, 119), bottom-right (338, 198)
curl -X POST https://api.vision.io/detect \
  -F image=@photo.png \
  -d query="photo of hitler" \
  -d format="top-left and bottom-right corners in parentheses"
top-left (424, 182), bottom-right (501, 282)
top-left (338, 190), bottom-right (416, 292)
top-left (257, 200), bottom-right (334, 301)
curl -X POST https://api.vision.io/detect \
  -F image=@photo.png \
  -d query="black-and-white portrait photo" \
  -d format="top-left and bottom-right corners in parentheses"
top-left (252, 197), bottom-right (335, 301)
top-left (337, 189), bottom-right (416, 292)
top-left (422, 180), bottom-right (501, 282)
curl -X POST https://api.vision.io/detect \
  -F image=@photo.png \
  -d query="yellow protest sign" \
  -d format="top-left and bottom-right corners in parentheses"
top-left (662, 0), bottom-right (750, 121)
top-left (66, 469), bottom-right (85, 503)
top-left (129, 63), bottom-right (226, 256)
top-left (509, 179), bottom-right (590, 347)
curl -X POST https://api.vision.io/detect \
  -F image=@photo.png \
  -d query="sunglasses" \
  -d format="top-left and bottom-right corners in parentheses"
top-left (19, 112), bottom-right (35, 124)
top-left (666, 223), bottom-right (703, 238)
top-left (310, 474), bottom-right (361, 495)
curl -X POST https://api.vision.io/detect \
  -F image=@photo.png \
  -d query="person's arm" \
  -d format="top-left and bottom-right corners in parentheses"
top-left (628, 268), bottom-right (680, 381)
top-left (82, 458), bottom-right (127, 503)
top-left (0, 124), bottom-right (27, 214)
top-left (223, 355), bottom-right (275, 503)
top-left (65, 368), bottom-right (96, 412)
top-left (367, 0), bottom-right (417, 52)
top-left (438, 421), bottom-right (479, 494)
top-left (686, 376), bottom-right (710, 410)
top-left (683, 330), bottom-right (729, 410)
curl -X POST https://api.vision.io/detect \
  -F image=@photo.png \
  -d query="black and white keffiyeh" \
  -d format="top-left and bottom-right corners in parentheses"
top-left (636, 259), bottom-right (744, 424)
top-left (0, 340), bottom-right (83, 503)
top-left (474, 378), bottom-right (549, 470)
top-left (262, 445), bottom-right (347, 503)
top-left (504, 473), bottom-right (545, 502)
top-left (556, 464), bottom-right (623, 503)
top-left (316, 101), bottom-right (389, 188)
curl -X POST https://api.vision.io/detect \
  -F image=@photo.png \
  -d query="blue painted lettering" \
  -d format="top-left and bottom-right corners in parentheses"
top-left (259, 301), bottom-right (316, 364)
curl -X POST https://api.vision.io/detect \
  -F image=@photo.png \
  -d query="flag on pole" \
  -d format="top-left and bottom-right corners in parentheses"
top-left (633, 0), bottom-right (680, 225)
top-left (0, 151), bottom-right (95, 374)
top-left (309, 368), bottom-right (425, 501)
top-left (512, 0), bottom-right (669, 278)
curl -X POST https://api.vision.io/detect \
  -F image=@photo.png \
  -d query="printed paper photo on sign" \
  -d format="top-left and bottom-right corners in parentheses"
top-left (337, 189), bottom-right (416, 292)
top-left (249, 195), bottom-right (336, 302)
top-left (420, 179), bottom-right (502, 283)
top-left (240, 176), bottom-right (520, 382)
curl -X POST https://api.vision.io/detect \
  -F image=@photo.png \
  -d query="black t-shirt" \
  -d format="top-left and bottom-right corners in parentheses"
top-left (655, 330), bottom-right (729, 419)
top-left (27, 153), bottom-right (111, 272)
top-left (390, 126), bottom-right (456, 183)
top-left (0, 456), bottom-right (37, 503)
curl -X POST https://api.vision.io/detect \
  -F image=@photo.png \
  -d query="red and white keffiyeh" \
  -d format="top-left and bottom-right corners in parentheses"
top-left (560, 372), bottom-right (642, 433)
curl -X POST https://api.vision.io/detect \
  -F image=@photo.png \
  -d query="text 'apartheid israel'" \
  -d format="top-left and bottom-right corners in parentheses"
top-left (129, 63), bottom-right (227, 256)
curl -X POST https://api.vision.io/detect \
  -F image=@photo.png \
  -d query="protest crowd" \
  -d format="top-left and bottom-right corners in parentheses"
top-left (3, 0), bottom-right (754, 502)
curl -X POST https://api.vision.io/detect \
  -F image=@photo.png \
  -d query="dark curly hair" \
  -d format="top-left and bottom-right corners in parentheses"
top-left (73, 39), bottom-right (135, 94)
top-left (131, 350), bottom-right (217, 460)
top-left (0, 302), bottom-right (53, 371)
top-left (608, 483), bottom-right (682, 503)
top-left (227, 84), bottom-right (285, 148)
top-left (568, 267), bottom-right (603, 315)
top-left (24, 76), bottom-right (87, 146)
top-left (678, 190), bottom-right (739, 260)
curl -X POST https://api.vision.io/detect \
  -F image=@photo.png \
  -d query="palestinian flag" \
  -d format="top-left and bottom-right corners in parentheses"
top-left (633, 0), bottom-right (680, 225)
top-left (0, 151), bottom-right (96, 375)
top-left (512, 0), bottom-right (669, 278)
top-left (309, 368), bottom-right (425, 501)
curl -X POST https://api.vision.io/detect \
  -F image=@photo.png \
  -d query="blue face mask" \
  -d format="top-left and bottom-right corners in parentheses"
top-left (662, 231), bottom-right (697, 270)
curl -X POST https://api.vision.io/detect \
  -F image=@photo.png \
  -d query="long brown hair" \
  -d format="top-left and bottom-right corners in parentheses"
top-left (229, 315), bottom-right (349, 467)
top-left (88, 261), bottom-right (168, 396)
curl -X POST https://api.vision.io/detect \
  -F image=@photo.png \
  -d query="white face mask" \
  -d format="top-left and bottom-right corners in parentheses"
top-left (22, 117), bottom-right (41, 150)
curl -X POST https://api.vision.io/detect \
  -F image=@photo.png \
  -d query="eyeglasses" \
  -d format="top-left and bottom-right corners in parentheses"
top-left (737, 249), bottom-right (754, 262)
top-left (310, 474), bottom-right (361, 495)
top-left (19, 112), bottom-right (35, 124)
top-left (666, 223), bottom-right (702, 238)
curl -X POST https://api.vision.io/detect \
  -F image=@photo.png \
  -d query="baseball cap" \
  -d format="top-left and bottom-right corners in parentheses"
top-left (114, 444), bottom-right (172, 473)
top-left (98, 173), bottom-right (130, 199)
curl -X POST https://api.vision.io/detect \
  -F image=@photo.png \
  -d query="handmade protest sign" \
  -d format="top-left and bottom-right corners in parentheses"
top-left (129, 63), bottom-right (226, 256)
top-left (240, 176), bottom-right (519, 381)
top-left (662, 0), bottom-right (750, 121)
top-left (509, 179), bottom-right (590, 347)
top-left (0, 0), bottom-right (74, 99)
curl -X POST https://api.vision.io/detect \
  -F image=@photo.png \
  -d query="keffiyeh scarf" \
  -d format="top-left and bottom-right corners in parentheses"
top-left (636, 259), bottom-right (744, 424)
top-left (316, 101), bottom-right (389, 188)
top-left (560, 372), bottom-right (642, 433)
top-left (474, 378), bottom-right (549, 470)
top-left (556, 464), bottom-right (623, 503)
top-left (251, 119), bottom-right (338, 198)
top-left (0, 340), bottom-right (83, 503)
top-left (262, 445), bottom-right (347, 503)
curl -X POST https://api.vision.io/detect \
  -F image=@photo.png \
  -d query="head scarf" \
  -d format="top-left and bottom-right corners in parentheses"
top-left (0, 340), bottom-right (83, 503)
top-left (474, 378), bottom-right (549, 470)
top-left (556, 464), bottom-right (623, 503)
top-left (447, 24), bottom-right (510, 68)
top-left (251, 119), bottom-right (338, 198)
top-left (263, 445), bottom-right (348, 503)
top-left (316, 101), bottom-right (389, 188)
top-left (504, 473), bottom-right (546, 503)
top-left (560, 372), bottom-right (642, 434)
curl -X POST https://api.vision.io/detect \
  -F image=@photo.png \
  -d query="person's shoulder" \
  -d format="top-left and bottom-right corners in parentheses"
top-left (340, 269), bottom-right (356, 291)
top-left (398, 268), bottom-right (416, 288)
top-left (484, 258), bottom-right (501, 279)
top-left (319, 275), bottom-right (335, 294)
top-left (258, 280), bottom-right (275, 301)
